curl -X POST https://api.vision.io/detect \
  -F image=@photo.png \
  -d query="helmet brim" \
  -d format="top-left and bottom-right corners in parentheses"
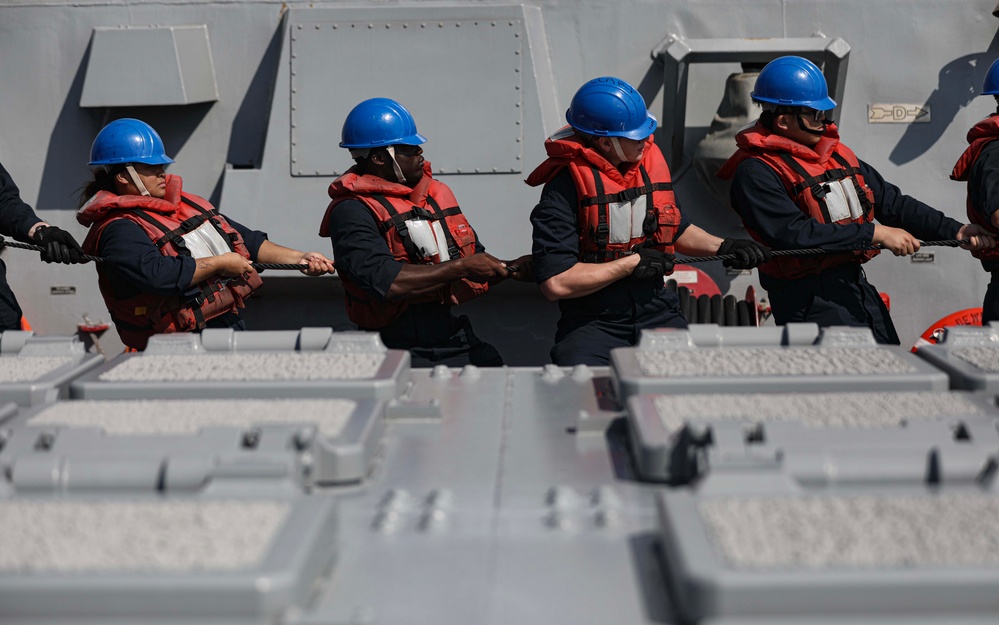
top-left (571, 112), bottom-right (657, 140)
top-left (753, 94), bottom-right (838, 111)
top-left (618, 113), bottom-right (658, 140)
top-left (339, 132), bottom-right (428, 149)
top-left (88, 155), bottom-right (175, 167)
top-left (394, 133), bottom-right (428, 146)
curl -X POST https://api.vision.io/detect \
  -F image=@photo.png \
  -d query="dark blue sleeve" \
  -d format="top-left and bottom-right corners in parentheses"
top-left (98, 220), bottom-right (197, 296)
top-left (968, 141), bottom-right (999, 221)
top-left (325, 199), bottom-right (401, 300)
top-left (675, 211), bottom-right (692, 240)
top-left (861, 161), bottom-right (962, 240)
top-left (730, 157), bottom-right (875, 251)
top-left (530, 169), bottom-right (581, 283)
top-left (0, 161), bottom-right (43, 241)
top-left (223, 217), bottom-right (268, 259)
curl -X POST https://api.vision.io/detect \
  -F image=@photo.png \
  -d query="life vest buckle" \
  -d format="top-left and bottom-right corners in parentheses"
top-left (179, 215), bottom-right (205, 232)
top-left (618, 187), bottom-right (644, 202)
top-left (410, 206), bottom-right (436, 221)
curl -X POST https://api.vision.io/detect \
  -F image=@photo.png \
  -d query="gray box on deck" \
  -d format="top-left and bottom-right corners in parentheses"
top-left (70, 329), bottom-right (410, 401)
top-left (657, 488), bottom-right (999, 622)
top-left (0, 494), bottom-right (337, 621)
top-left (915, 326), bottom-right (999, 390)
top-left (0, 332), bottom-right (105, 406)
top-left (0, 397), bottom-right (385, 490)
top-left (611, 325), bottom-right (950, 401)
top-left (628, 390), bottom-right (999, 484)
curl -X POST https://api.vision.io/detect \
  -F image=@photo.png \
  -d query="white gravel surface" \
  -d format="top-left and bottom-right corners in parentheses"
top-left (654, 391), bottom-right (983, 431)
top-left (698, 493), bottom-right (999, 569)
top-left (637, 347), bottom-right (917, 377)
top-left (27, 398), bottom-right (357, 437)
top-left (0, 500), bottom-right (290, 572)
top-left (99, 352), bottom-right (383, 382)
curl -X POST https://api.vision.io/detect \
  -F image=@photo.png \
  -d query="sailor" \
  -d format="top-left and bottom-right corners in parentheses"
top-left (0, 161), bottom-right (85, 330)
top-left (951, 57), bottom-right (999, 325)
top-left (320, 98), bottom-right (532, 367)
top-left (77, 118), bottom-right (334, 350)
top-left (526, 76), bottom-right (770, 366)
top-left (717, 56), bottom-right (995, 344)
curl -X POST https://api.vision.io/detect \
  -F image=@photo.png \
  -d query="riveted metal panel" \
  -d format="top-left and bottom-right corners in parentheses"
top-left (289, 18), bottom-right (523, 177)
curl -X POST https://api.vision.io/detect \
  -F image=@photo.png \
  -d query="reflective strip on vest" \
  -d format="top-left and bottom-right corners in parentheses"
top-left (823, 179), bottom-right (866, 223)
top-left (180, 221), bottom-right (234, 259)
top-left (405, 218), bottom-right (452, 262)
top-left (607, 194), bottom-right (650, 244)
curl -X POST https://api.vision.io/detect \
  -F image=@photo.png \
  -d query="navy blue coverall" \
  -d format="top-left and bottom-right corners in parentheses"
top-left (0, 161), bottom-right (46, 330)
top-left (731, 158), bottom-right (963, 344)
top-left (964, 140), bottom-right (999, 324)
top-left (530, 169), bottom-right (691, 366)
top-left (325, 199), bottom-right (502, 368)
top-left (96, 216), bottom-right (267, 332)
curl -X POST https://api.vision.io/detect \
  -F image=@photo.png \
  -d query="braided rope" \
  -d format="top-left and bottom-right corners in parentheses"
top-left (674, 239), bottom-right (968, 265)
top-left (0, 237), bottom-right (311, 271)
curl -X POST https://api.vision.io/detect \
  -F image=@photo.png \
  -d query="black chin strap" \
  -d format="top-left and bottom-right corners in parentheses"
top-left (796, 113), bottom-right (828, 136)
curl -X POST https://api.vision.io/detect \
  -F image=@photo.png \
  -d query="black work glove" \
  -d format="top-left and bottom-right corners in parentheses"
top-left (32, 225), bottom-right (85, 264)
top-left (630, 245), bottom-right (675, 282)
top-left (718, 238), bottom-right (771, 269)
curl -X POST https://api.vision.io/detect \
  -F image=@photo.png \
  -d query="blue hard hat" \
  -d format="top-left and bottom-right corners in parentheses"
top-left (565, 77), bottom-right (657, 140)
top-left (983, 58), bottom-right (999, 95)
top-left (340, 98), bottom-right (427, 149)
top-left (88, 118), bottom-right (174, 167)
top-left (751, 56), bottom-right (837, 111)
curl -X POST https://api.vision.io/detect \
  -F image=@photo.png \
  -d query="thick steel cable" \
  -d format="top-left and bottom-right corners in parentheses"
top-left (674, 239), bottom-right (969, 265)
top-left (0, 237), bottom-right (311, 271)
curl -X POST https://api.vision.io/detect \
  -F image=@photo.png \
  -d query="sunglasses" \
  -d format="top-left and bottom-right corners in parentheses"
top-left (392, 144), bottom-right (423, 157)
top-left (775, 106), bottom-right (828, 122)
top-left (803, 108), bottom-right (828, 122)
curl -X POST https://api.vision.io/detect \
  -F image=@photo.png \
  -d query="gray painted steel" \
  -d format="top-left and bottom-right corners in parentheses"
top-left (2, 0), bottom-right (999, 621)
top-left (916, 324), bottom-right (999, 389)
top-left (1, 1), bottom-right (996, 357)
top-left (0, 328), bottom-right (997, 621)
top-left (0, 333), bottom-right (104, 406)
top-left (81, 26), bottom-right (220, 107)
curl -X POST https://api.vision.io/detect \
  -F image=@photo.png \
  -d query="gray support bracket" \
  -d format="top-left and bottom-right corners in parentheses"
top-left (651, 35), bottom-right (850, 167)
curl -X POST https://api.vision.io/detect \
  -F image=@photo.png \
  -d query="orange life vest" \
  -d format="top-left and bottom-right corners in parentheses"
top-left (320, 162), bottom-right (487, 329)
top-left (717, 121), bottom-right (878, 280)
top-left (951, 114), bottom-right (999, 261)
top-left (77, 175), bottom-right (262, 350)
top-left (525, 126), bottom-right (682, 263)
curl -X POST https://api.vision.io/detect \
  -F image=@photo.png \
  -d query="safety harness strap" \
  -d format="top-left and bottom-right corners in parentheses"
top-left (372, 195), bottom-right (425, 262)
top-left (127, 210), bottom-right (194, 256)
top-left (580, 165), bottom-right (672, 207)
top-left (589, 166), bottom-right (610, 254)
top-left (425, 195), bottom-right (462, 260)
